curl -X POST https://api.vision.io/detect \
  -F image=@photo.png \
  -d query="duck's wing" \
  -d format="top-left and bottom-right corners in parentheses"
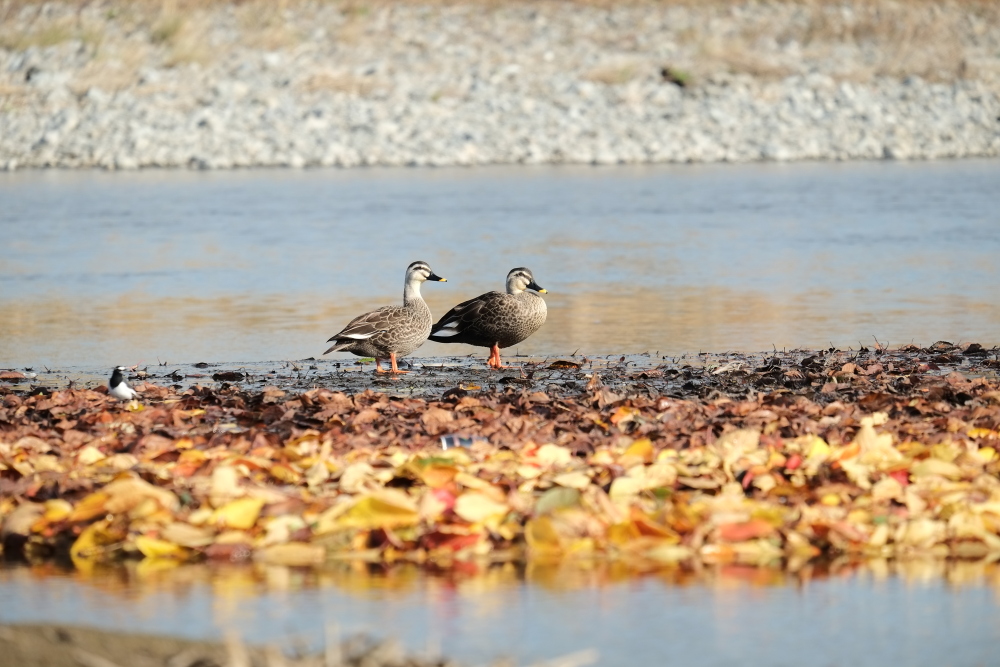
top-left (429, 292), bottom-right (502, 342)
top-left (324, 306), bottom-right (401, 351)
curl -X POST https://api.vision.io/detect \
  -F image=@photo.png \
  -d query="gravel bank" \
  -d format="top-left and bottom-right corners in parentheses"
top-left (2, 0), bottom-right (999, 169)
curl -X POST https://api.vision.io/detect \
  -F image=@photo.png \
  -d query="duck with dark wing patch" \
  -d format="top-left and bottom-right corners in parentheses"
top-left (429, 267), bottom-right (547, 369)
top-left (323, 261), bottom-right (447, 374)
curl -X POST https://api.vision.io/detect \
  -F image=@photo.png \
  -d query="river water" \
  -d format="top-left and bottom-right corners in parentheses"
top-left (2, 161), bottom-right (1000, 664)
top-left (2, 160), bottom-right (999, 370)
top-left (2, 560), bottom-right (999, 667)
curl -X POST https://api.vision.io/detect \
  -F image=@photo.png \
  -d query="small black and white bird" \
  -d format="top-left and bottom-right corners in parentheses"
top-left (108, 366), bottom-right (138, 401)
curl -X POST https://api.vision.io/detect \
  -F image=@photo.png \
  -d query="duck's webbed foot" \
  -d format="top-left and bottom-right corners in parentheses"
top-left (389, 353), bottom-right (411, 374)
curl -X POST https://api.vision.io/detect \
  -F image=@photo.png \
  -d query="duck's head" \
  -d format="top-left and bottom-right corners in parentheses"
top-left (507, 267), bottom-right (547, 294)
top-left (406, 260), bottom-right (447, 284)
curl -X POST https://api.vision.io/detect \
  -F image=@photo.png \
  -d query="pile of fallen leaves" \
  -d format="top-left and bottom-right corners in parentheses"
top-left (2, 345), bottom-right (999, 571)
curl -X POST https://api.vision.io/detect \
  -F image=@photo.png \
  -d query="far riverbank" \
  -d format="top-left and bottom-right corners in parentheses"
top-left (1, 0), bottom-right (999, 170)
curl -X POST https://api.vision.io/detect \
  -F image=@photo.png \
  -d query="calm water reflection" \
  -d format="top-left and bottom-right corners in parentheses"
top-left (2, 160), bottom-right (999, 369)
top-left (2, 560), bottom-right (999, 666)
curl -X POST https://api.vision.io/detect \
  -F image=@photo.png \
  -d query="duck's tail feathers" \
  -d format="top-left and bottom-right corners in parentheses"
top-left (323, 340), bottom-right (351, 355)
top-left (428, 331), bottom-right (461, 344)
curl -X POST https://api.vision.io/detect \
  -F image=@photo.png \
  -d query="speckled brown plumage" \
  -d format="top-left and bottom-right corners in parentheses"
top-left (323, 261), bottom-right (446, 373)
top-left (429, 267), bottom-right (547, 368)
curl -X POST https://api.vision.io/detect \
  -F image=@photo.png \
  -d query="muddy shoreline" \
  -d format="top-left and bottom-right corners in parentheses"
top-left (0, 622), bottom-right (450, 667)
top-left (5, 343), bottom-right (998, 402)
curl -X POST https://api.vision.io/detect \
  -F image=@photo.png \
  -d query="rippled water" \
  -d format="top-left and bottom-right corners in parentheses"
top-left (2, 160), bottom-right (999, 371)
top-left (2, 560), bottom-right (999, 667)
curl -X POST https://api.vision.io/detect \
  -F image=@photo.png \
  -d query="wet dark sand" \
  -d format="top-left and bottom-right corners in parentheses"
top-left (5, 344), bottom-right (997, 403)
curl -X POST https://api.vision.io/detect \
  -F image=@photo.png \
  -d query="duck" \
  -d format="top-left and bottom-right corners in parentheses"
top-left (323, 260), bottom-right (447, 374)
top-left (429, 267), bottom-right (547, 369)
top-left (108, 366), bottom-right (138, 401)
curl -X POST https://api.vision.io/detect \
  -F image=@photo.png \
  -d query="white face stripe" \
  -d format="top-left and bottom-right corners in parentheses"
top-left (507, 268), bottom-right (534, 283)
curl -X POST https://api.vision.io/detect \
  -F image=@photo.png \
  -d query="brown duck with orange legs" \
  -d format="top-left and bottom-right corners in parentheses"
top-left (429, 267), bottom-right (547, 369)
top-left (323, 261), bottom-right (446, 374)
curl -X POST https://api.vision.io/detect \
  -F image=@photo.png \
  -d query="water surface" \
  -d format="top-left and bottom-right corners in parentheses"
top-left (2, 561), bottom-right (998, 667)
top-left (2, 160), bottom-right (999, 370)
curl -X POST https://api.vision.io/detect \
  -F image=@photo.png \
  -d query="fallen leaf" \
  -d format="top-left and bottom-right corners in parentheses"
top-left (211, 497), bottom-right (266, 530)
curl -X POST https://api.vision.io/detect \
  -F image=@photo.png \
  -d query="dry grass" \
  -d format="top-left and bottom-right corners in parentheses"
top-left (0, 13), bottom-right (102, 51)
top-left (234, 1), bottom-right (301, 51)
top-left (301, 69), bottom-right (382, 96)
top-left (779, 2), bottom-right (984, 81)
top-left (584, 61), bottom-right (643, 86)
top-left (667, 0), bottom-right (1000, 82)
top-left (697, 38), bottom-right (797, 80)
top-left (0, 0), bottom-right (997, 84)
top-left (69, 43), bottom-right (150, 93)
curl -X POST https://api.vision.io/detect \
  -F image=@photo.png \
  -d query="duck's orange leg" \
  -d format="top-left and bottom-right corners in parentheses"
top-left (374, 358), bottom-right (387, 373)
top-left (390, 352), bottom-right (410, 374)
top-left (487, 344), bottom-right (509, 369)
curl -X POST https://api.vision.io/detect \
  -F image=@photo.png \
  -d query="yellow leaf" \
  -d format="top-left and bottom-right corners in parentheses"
top-left (135, 535), bottom-right (186, 559)
top-left (256, 542), bottom-right (325, 566)
top-left (178, 449), bottom-right (209, 464)
top-left (69, 529), bottom-right (98, 562)
top-left (517, 464), bottom-right (543, 480)
top-left (552, 471), bottom-right (591, 490)
top-left (534, 444), bottom-right (572, 467)
top-left (644, 542), bottom-right (694, 563)
top-left (855, 416), bottom-right (901, 465)
top-left (620, 438), bottom-right (654, 466)
top-left (899, 518), bottom-right (946, 549)
top-left (805, 436), bottom-right (831, 459)
top-left (260, 515), bottom-right (308, 546)
top-left (609, 477), bottom-right (642, 503)
top-left (871, 476), bottom-right (904, 502)
top-left (66, 492), bottom-right (110, 523)
top-left (211, 497), bottom-right (265, 530)
top-left (42, 499), bottom-right (73, 522)
top-left (269, 463), bottom-right (302, 484)
top-left (76, 445), bottom-right (107, 466)
top-left (714, 429), bottom-right (761, 478)
top-left (332, 490), bottom-right (419, 531)
top-left (70, 520), bottom-right (121, 561)
top-left (210, 465), bottom-right (244, 508)
top-left (339, 462), bottom-right (376, 493)
top-left (407, 460), bottom-right (459, 489)
top-left (607, 521), bottom-right (641, 546)
top-left (103, 476), bottom-right (180, 514)
top-left (454, 492), bottom-right (509, 524)
top-left (911, 458), bottom-right (962, 480)
top-left (525, 517), bottom-right (562, 557)
top-left (187, 507), bottom-right (214, 526)
top-left (160, 522), bottom-right (216, 548)
top-left (610, 406), bottom-right (641, 426)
